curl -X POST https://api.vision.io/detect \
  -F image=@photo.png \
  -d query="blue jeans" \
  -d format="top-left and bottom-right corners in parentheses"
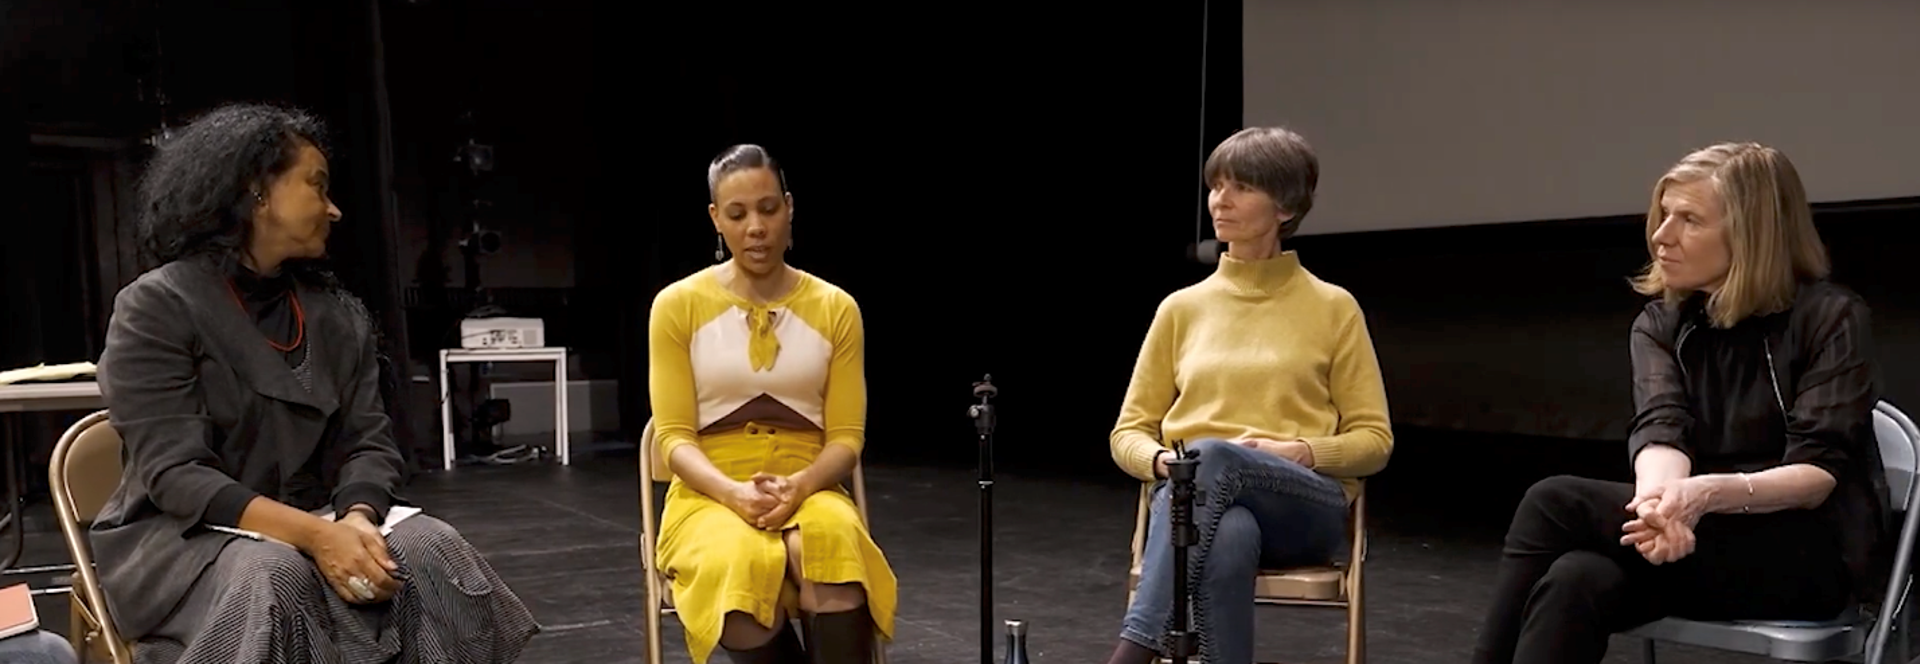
top-left (0, 630), bottom-right (79, 664)
top-left (1121, 438), bottom-right (1349, 664)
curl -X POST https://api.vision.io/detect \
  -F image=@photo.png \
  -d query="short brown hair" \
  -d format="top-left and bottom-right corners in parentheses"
top-left (1203, 127), bottom-right (1319, 240)
top-left (1630, 142), bottom-right (1831, 328)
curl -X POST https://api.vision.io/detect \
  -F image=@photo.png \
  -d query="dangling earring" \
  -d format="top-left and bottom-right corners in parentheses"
top-left (713, 233), bottom-right (726, 263)
top-left (787, 235), bottom-right (795, 252)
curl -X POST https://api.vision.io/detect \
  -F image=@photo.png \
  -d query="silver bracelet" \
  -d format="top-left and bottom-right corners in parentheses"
top-left (1739, 472), bottom-right (1755, 513)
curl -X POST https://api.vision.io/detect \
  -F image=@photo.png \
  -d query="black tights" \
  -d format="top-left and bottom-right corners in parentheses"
top-left (1472, 475), bottom-right (1851, 664)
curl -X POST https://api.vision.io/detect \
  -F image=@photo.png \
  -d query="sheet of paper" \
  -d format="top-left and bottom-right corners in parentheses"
top-left (0, 361), bottom-right (97, 386)
top-left (377, 506), bottom-right (424, 535)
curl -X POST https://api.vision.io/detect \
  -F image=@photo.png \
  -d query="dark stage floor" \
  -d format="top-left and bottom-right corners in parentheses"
top-left (6, 429), bottom-right (1840, 663)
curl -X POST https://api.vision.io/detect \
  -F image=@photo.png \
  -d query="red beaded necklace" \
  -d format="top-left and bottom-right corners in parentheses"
top-left (225, 278), bottom-right (306, 352)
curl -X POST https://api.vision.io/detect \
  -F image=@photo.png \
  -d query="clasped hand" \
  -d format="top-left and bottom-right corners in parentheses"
top-left (1620, 477), bottom-right (1713, 565)
top-left (725, 472), bottom-right (807, 530)
top-left (1237, 438), bottom-right (1314, 467)
top-left (308, 512), bottom-right (402, 604)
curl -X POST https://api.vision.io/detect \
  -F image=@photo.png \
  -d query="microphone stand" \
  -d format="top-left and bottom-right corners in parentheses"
top-left (969, 375), bottom-right (998, 664)
top-left (1166, 441), bottom-right (1200, 664)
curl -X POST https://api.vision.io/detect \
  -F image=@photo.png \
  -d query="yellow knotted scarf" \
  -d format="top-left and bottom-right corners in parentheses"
top-left (746, 306), bottom-right (781, 371)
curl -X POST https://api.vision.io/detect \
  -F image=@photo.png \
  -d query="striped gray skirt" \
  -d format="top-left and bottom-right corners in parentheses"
top-left (134, 515), bottom-right (540, 664)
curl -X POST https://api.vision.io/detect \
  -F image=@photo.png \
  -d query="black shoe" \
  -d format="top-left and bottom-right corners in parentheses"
top-left (803, 607), bottom-right (875, 664)
top-left (723, 619), bottom-right (807, 664)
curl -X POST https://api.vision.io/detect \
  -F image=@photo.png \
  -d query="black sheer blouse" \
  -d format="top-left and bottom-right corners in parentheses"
top-left (1627, 281), bottom-right (1890, 603)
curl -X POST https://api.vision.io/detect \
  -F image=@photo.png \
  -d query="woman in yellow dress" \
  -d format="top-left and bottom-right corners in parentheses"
top-left (649, 143), bottom-right (897, 664)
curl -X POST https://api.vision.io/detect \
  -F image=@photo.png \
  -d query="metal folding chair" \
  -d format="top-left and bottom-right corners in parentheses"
top-left (1628, 401), bottom-right (1920, 663)
top-left (636, 418), bottom-right (883, 664)
top-left (48, 410), bottom-right (133, 664)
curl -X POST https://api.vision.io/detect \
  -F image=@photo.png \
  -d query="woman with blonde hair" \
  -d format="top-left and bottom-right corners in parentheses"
top-left (1471, 142), bottom-right (1890, 664)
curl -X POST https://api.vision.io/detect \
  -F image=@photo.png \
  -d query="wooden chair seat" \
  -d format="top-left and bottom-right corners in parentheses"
top-left (1127, 563), bottom-right (1349, 603)
top-left (1125, 481), bottom-right (1369, 663)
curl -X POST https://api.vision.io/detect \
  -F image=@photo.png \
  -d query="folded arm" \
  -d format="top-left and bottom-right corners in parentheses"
top-left (1111, 300), bottom-right (1178, 481)
top-left (100, 280), bottom-right (329, 548)
top-left (1704, 304), bottom-right (1874, 513)
top-left (1694, 465), bottom-right (1837, 514)
top-left (649, 288), bottom-right (738, 500)
top-left (1627, 308), bottom-right (1697, 494)
top-left (328, 319), bottom-right (404, 522)
top-left (794, 295), bottom-right (866, 496)
top-left (1299, 302), bottom-right (1393, 478)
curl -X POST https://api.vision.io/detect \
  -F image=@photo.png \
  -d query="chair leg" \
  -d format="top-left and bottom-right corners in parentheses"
top-left (67, 601), bottom-right (86, 661)
top-left (1896, 603), bottom-right (1910, 664)
top-left (645, 584), bottom-right (665, 664)
top-left (1346, 598), bottom-right (1365, 664)
top-left (1641, 638), bottom-right (1656, 664)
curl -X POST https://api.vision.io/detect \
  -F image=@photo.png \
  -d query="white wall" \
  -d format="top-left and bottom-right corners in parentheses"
top-left (1243, 0), bottom-right (1920, 235)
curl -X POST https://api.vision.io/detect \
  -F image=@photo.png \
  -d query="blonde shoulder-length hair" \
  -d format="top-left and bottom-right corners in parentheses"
top-left (1630, 142), bottom-right (1831, 328)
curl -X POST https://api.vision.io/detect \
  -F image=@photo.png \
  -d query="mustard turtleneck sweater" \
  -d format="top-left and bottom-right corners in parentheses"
top-left (1109, 250), bottom-right (1394, 502)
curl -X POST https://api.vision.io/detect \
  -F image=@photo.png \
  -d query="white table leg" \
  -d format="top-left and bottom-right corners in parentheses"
top-left (555, 350), bottom-right (570, 466)
top-left (439, 350), bottom-right (454, 471)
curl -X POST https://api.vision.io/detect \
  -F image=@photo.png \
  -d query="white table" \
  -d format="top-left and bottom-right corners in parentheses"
top-left (437, 347), bottom-right (570, 470)
top-left (0, 382), bottom-right (104, 414)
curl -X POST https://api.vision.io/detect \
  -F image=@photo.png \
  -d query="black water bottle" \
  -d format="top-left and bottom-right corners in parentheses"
top-left (1003, 619), bottom-right (1030, 664)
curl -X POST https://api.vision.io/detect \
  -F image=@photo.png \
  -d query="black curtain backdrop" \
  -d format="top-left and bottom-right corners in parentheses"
top-left (286, 0), bottom-right (418, 474)
top-left (601, 1), bottom-right (1244, 474)
top-left (0, 80), bottom-right (32, 372)
top-left (113, 0), bottom-right (420, 472)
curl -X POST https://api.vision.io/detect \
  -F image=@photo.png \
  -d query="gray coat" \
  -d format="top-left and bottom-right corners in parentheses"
top-left (90, 257), bottom-right (405, 639)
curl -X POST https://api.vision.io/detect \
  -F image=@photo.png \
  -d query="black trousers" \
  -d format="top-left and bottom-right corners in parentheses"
top-left (1472, 475), bottom-right (1852, 664)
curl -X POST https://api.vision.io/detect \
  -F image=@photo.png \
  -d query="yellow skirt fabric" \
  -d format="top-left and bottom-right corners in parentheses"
top-left (657, 424), bottom-right (898, 664)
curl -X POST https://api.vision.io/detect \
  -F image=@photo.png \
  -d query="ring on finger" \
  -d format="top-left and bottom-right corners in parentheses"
top-left (349, 576), bottom-right (376, 601)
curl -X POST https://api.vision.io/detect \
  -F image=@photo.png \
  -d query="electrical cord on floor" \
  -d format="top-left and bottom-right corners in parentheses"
top-left (459, 443), bottom-right (545, 466)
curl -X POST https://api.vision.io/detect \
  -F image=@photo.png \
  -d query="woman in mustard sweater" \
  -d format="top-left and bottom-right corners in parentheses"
top-left (649, 144), bottom-right (897, 664)
top-left (1105, 127), bottom-right (1394, 664)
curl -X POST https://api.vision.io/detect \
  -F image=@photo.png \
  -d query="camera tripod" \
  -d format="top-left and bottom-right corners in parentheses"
top-left (969, 375), bottom-right (1000, 664)
top-left (1164, 441), bottom-right (1201, 664)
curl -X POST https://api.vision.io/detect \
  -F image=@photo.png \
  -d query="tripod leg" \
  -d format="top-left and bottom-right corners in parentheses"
top-left (981, 473), bottom-right (993, 664)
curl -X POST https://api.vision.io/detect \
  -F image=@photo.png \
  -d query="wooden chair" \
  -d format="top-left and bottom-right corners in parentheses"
top-left (48, 410), bottom-right (134, 664)
top-left (637, 418), bottom-right (884, 664)
top-left (1126, 480), bottom-right (1368, 664)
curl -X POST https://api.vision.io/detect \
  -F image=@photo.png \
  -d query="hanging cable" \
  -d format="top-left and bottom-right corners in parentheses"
top-left (1195, 0), bottom-right (1211, 248)
top-left (143, 0), bottom-right (173, 146)
top-left (1190, 0), bottom-right (1218, 264)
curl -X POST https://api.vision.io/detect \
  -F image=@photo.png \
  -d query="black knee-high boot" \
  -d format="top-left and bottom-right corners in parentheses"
top-left (802, 607), bottom-right (875, 664)
top-left (723, 619), bottom-right (807, 664)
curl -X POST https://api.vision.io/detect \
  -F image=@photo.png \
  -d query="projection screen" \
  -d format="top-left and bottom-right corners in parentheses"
top-left (1243, 0), bottom-right (1920, 236)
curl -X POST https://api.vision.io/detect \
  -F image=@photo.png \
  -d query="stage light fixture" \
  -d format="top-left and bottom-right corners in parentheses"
top-left (455, 139), bottom-right (494, 175)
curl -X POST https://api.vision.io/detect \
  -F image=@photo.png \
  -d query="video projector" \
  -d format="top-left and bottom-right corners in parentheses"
top-left (459, 317), bottom-right (547, 349)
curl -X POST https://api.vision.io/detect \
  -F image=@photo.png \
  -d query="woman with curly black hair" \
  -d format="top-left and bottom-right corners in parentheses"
top-left (91, 102), bottom-right (540, 663)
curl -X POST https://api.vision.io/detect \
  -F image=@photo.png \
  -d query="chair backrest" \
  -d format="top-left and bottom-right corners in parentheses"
top-left (49, 409), bottom-right (133, 664)
top-left (1878, 402), bottom-right (1920, 514)
top-left (641, 418), bottom-right (670, 483)
top-left (55, 410), bottom-right (125, 523)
